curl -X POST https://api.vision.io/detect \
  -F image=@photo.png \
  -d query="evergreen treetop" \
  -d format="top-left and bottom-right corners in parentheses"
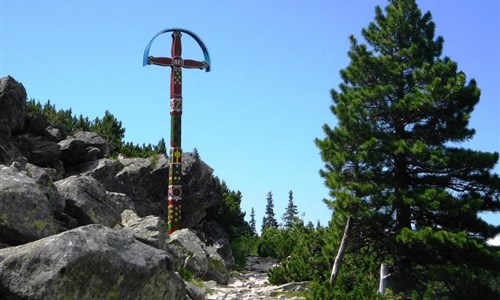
top-left (250, 207), bottom-right (257, 235)
top-left (262, 191), bottom-right (279, 232)
top-left (282, 190), bottom-right (299, 228)
top-left (316, 0), bottom-right (500, 297)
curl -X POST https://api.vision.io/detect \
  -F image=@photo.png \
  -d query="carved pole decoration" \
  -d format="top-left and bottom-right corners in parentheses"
top-left (143, 28), bottom-right (211, 234)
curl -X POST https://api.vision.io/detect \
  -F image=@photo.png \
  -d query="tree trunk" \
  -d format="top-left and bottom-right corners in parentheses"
top-left (330, 216), bottom-right (352, 286)
top-left (378, 262), bottom-right (389, 295)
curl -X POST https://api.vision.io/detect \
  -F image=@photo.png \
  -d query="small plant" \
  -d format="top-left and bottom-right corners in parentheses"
top-left (149, 153), bottom-right (159, 168)
top-left (178, 267), bottom-right (193, 282)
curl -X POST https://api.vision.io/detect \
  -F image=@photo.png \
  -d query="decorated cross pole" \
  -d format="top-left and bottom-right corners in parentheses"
top-left (143, 28), bottom-right (211, 234)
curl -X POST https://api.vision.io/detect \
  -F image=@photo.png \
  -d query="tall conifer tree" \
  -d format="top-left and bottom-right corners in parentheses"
top-left (250, 207), bottom-right (257, 235)
top-left (316, 0), bottom-right (500, 297)
top-left (282, 190), bottom-right (299, 228)
top-left (262, 191), bottom-right (279, 232)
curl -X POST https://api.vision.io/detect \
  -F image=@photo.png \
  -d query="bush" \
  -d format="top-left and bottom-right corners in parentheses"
top-left (231, 234), bottom-right (259, 268)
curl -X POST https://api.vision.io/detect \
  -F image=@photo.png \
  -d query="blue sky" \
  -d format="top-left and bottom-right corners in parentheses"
top-left (1, 0), bottom-right (499, 230)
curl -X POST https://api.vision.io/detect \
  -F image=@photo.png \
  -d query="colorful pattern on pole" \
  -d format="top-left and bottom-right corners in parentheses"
top-left (143, 28), bottom-right (210, 234)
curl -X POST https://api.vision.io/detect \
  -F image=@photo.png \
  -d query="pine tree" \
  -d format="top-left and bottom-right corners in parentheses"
top-left (91, 110), bottom-right (125, 157)
top-left (204, 180), bottom-right (252, 241)
top-left (250, 207), bottom-right (257, 235)
top-left (193, 147), bottom-right (200, 159)
top-left (282, 190), bottom-right (299, 228)
top-left (156, 138), bottom-right (167, 155)
top-left (262, 191), bottom-right (278, 232)
top-left (316, 0), bottom-right (500, 297)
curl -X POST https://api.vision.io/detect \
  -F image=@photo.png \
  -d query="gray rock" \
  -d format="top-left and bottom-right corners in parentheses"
top-left (182, 153), bottom-right (223, 228)
top-left (195, 220), bottom-right (235, 268)
top-left (58, 131), bottom-right (106, 168)
top-left (0, 76), bottom-right (26, 133)
top-left (66, 153), bottom-right (222, 230)
top-left (55, 175), bottom-right (120, 227)
top-left (12, 133), bottom-right (61, 167)
top-left (73, 156), bottom-right (168, 218)
top-left (67, 158), bottom-right (124, 182)
top-left (74, 131), bottom-right (107, 155)
top-left (0, 138), bottom-right (25, 166)
top-left (120, 209), bottom-right (168, 251)
top-left (206, 256), bottom-right (308, 300)
top-left (58, 137), bottom-right (87, 166)
top-left (81, 146), bottom-right (102, 162)
top-left (185, 281), bottom-right (207, 300)
top-left (24, 114), bottom-right (49, 135)
top-left (41, 159), bottom-right (65, 182)
top-left (0, 224), bottom-right (186, 299)
top-left (0, 77), bottom-right (28, 166)
top-left (169, 229), bottom-right (229, 284)
top-left (0, 165), bottom-right (61, 245)
top-left (24, 163), bottom-right (64, 213)
top-left (114, 156), bottom-right (169, 216)
top-left (43, 125), bottom-right (65, 142)
top-left (107, 191), bottom-right (135, 214)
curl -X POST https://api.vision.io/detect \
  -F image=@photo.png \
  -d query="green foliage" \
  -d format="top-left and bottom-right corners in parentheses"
top-left (27, 99), bottom-right (80, 134)
top-left (267, 224), bottom-right (330, 285)
top-left (249, 207), bottom-right (257, 235)
top-left (257, 227), bottom-right (295, 260)
top-left (205, 180), bottom-right (253, 242)
top-left (156, 138), bottom-right (167, 155)
top-left (262, 191), bottom-right (279, 232)
top-left (92, 110), bottom-right (125, 157)
top-left (120, 141), bottom-right (162, 158)
top-left (315, 0), bottom-right (500, 297)
top-left (231, 234), bottom-right (259, 268)
top-left (27, 99), bottom-right (166, 158)
top-left (178, 266), bottom-right (193, 282)
top-left (282, 190), bottom-right (299, 228)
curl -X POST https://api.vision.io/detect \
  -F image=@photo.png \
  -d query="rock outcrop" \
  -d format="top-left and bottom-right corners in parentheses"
top-left (0, 75), bottom-right (225, 232)
top-left (0, 75), bottom-right (232, 299)
top-left (195, 220), bottom-right (235, 268)
top-left (0, 76), bottom-right (26, 134)
top-left (59, 131), bottom-right (106, 167)
top-left (0, 164), bottom-right (62, 245)
top-left (168, 229), bottom-right (230, 285)
top-left (120, 209), bottom-right (169, 252)
top-left (55, 175), bottom-right (122, 228)
top-left (0, 225), bottom-right (185, 299)
top-left (0, 77), bottom-right (27, 166)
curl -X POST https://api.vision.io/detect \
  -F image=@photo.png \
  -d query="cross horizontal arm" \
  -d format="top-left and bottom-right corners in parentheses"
top-left (183, 59), bottom-right (209, 70)
top-left (148, 57), bottom-right (173, 66)
top-left (147, 56), bottom-right (208, 70)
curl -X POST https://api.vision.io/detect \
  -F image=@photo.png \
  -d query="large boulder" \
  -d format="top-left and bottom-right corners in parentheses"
top-left (58, 131), bottom-right (106, 168)
top-left (194, 220), bottom-right (235, 268)
top-left (182, 153), bottom-right (223, 228)
top-left (0, 224), bottom-right (185, 299)
top-left (0, 135), bottom-right (25, 167)
top-left (0, 164), bottom-right (62, 245)
top-left (0, 76), bottom-right (26, 134)
top-left (120, 209), bottom-right (168, 251)
top-left (12, 133), bottom-right (61, 167)
top-left (55, 175), bottom-right (121, 227)
top-left (69, 156), bottom-right (169, 218)
top-left (112, 156), bottom-right (169, 217)
top-left (69, 153), bottom-right (223, 229)
top-left (106, 191), bottom-right (135, 215)
top-left (74, 131), bottom-right (107, 155)
top-left (168, 229), bottom-right (230, 284)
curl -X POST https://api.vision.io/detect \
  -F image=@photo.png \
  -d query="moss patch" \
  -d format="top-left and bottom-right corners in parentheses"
top-left (32, 219), bottom-right (48, 231)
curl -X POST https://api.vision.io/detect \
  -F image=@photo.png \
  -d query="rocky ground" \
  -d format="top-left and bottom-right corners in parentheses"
top-left (204, 257), bottom-right (308, 300)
